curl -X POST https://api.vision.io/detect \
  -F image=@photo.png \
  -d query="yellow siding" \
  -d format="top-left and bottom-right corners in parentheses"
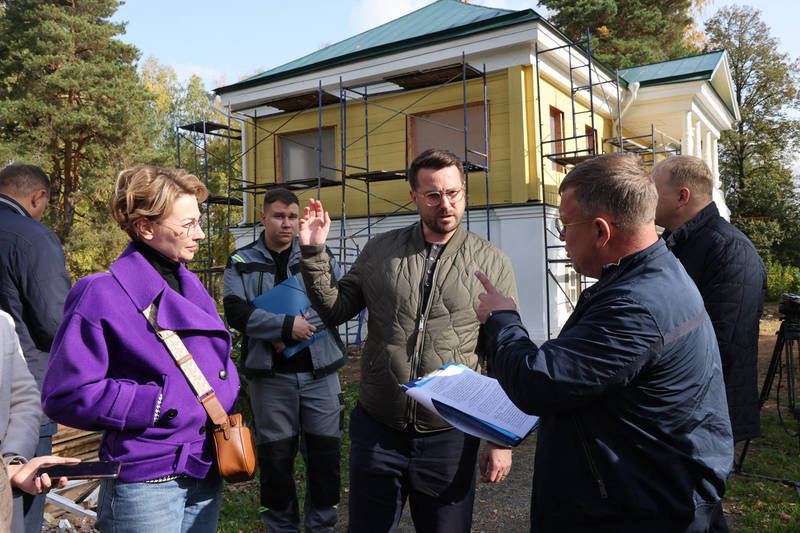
top-left (530, 73), bottom-right (614, 206)
top-left (242, 66), bottom-right (618, 221)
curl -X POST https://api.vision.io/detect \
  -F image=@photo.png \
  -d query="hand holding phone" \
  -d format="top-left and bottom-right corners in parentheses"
top-left (8, 455), bottom-right (80, 495)
top-left (36, 460), bottom-right (121, 480)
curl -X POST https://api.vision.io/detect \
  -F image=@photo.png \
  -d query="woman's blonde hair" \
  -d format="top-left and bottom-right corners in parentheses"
top-left (110, 165), bottom-right (208, 240)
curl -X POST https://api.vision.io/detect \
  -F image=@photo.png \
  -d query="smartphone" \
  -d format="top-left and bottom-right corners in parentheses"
top-left (36, 460), bottom-right (121, 480)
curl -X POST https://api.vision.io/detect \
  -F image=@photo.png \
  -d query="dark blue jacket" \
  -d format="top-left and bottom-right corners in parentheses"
top-left (0, 193), bottom-right (70, 390)
top-left (663, 202), bottom-right (766, 442)
top-left (485, 239), bottom-right (733, 532)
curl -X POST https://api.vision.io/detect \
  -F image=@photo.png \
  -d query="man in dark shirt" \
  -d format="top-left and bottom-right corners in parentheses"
top-left (222, 188), bottom-right (346, 532)
top-left (654, 155), bottom-right (766, 444)
top-left (0, 164), bottom-right (71, 533)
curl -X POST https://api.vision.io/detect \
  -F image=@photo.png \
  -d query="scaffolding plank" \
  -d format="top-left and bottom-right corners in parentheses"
top-left (205, 195), bottom-right (243, 206)
top-left (235, 177), bottom-right (342, 191)
top-left (346, 170), bottom-right (407, 183)
top-left (603, 137), bottom-right (650, 151)
top-left (384, 64), bottom-right (482, 91)
top-left (178, 121), bottom-right (241, 139)
top-left (261, 91), bottom-right (340, 112)
top-left (549, 154), bottom-right (596, 166)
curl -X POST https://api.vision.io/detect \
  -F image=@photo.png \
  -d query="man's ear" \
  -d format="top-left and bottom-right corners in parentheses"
top-left (593, 217), bottom-right (614, 248)
top-left (678, 187), bottom-right (691, 207)
top-left (30, 189), bottom-right (48, 209)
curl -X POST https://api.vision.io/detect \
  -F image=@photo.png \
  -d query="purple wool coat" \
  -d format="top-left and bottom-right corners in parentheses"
top-left (42, 243), bottom-right (240, 482)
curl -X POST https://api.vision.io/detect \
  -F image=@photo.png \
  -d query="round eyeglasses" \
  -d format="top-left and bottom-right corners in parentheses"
top-left (158, 214), bottom-right (207, 237)
top-left (420, 187), bottom-right (465, 207)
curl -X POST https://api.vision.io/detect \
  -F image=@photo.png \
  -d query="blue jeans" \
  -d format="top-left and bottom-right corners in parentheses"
top-left (96, 474), bottom-right (222, 533)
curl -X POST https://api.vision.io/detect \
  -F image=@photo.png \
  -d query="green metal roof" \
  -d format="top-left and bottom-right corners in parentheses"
top-left (618, 50), bottom-right (725, 87)
top-left (215, 0), bottom-right (541, 94)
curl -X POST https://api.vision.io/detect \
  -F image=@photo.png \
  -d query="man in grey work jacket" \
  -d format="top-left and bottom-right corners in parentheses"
top-left (222, 188), bottom-right (346, 533)
top-left (298, 149), bottom-right (518, 533)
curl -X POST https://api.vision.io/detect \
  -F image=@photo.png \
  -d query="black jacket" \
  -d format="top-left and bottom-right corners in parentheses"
top-left (663, 202), bottom-right (766, 442)
top-left (0, 193), bottom-right (70, 390)
top-left (486, 240), bottom-right (732, 532)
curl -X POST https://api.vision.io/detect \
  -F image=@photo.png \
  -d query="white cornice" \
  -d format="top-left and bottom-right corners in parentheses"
top-left (221, 21), bottom-right (544, 112)
top-left (222, 20), bottom-right (620, 119)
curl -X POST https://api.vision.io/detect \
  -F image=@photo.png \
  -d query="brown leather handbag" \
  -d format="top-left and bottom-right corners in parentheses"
top-left (210, 413), bottom-right (257, 483)
top-left (143, 303), bottom-right (256, 483)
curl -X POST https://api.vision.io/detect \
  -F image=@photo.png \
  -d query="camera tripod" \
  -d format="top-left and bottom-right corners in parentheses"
top-left (735, 313), bottom-right (800, 493)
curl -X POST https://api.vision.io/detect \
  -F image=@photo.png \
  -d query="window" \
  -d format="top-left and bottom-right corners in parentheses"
top-left (549, 106), bottom-right (565, 172)
top-left (585, 125), bottom-right (598, 155)
top-left (408, 103), bottom-right (487, 168)
top-left (277, 128), bottom-right (336, 183)
top-left (567, 266), bottom-right (580, 304)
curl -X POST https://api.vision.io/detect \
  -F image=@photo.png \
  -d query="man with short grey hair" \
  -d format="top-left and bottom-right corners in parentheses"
top-left (653, 155), bottom-right (766, 446)
top-left (0, 164), bottom-right (71, 533)
top-left (477, 153), bottom-right (733, 531)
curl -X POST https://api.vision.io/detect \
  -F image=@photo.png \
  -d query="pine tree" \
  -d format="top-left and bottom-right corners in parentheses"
top-left (537, 0), bottom-right (696, 69)
top-left (0, 0), bottom-right (151, 239)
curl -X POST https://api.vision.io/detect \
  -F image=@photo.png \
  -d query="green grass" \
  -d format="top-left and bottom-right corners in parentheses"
top-left (217, 379), bottom-right (360, 533)
top-left (725, 405), bottom-right (800, 531)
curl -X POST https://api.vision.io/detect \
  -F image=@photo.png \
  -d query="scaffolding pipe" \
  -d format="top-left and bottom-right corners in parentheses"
top-left (208, 94), bottom-right (248, 225)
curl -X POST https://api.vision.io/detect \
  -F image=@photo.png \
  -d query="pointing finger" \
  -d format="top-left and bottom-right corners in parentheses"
top-left (475, 271), bottom-right (499, 294)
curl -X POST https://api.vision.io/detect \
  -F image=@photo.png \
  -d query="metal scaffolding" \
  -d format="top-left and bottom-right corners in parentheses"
top-left (177, 54), bottom-right (491, 349)
top-left (535, 29), bottom-right (682, 339)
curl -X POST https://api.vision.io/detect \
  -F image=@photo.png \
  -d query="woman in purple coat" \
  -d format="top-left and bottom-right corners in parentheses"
top-left (42, 166), bottom-right (240, 533)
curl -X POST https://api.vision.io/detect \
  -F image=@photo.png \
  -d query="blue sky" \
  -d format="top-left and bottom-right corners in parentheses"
top-left (113, 0), bottom-right (799, 91)
top-left (113, 0), bottom-right (529, 89)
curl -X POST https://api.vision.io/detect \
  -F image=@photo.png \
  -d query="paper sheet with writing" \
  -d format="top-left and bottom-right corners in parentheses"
top-left (402, 363), bottom-right (538, 446)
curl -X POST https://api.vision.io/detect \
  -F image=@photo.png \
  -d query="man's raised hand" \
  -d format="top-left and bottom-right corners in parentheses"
top-left (475, 271), bottom-right (517, 323)
top-left (298, 199), bottom-right (331, 246)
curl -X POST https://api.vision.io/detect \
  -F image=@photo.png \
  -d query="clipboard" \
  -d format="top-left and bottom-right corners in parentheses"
top-left (252, 277), bottom-right (326, 357)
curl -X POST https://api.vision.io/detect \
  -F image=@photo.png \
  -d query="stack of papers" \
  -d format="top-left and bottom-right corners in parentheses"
top-left (402, 363), bottom-right (538, 447)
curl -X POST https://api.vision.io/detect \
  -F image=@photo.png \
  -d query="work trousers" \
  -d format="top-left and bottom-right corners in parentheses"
top-left (347, 405), bottom-right (480, 533)
top-left (249, 371), bottom-right (343, 533)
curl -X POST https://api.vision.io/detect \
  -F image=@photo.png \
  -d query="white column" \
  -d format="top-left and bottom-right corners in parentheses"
top-left (694, 121), bottom-right (702, 160)
top-left (711, 137), bottom-right (719, 181)
top-left (683, 111), bottom-right (693, 156)
top-left (709, 135), bottom-right (730, 220)
top-left (704, 130), bottom-right (713, 170)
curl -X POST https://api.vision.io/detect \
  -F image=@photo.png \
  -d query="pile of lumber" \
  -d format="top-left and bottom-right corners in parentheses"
top-left (51, 425), bottom-right (101, 461)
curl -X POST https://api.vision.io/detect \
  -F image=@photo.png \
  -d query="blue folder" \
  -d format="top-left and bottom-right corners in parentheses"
top-left (252, 277), bottom-right (326, 358)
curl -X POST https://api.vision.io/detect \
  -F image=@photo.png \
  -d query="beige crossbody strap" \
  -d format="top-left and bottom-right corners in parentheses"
top-left (142, 302), bottom-right (228, 426)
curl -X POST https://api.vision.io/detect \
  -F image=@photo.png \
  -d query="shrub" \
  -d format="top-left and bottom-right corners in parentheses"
top-left (765, 260), bottom-right (800, 301)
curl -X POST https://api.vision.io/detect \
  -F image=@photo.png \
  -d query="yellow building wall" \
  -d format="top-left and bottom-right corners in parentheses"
top-left (529, 71), bottom-right (614, 206)
top-left (242, 65), bottom-right (616, 221)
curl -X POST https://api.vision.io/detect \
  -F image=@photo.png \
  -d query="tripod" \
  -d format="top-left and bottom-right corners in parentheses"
top-left (736, 313), bottom-right (800, 474)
